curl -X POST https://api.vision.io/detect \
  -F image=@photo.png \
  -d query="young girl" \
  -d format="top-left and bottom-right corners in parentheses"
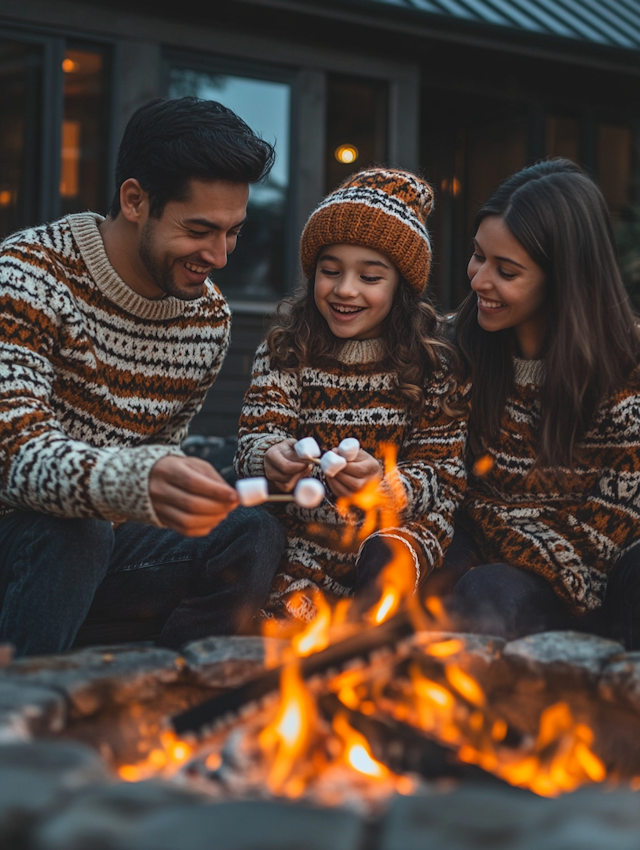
top-left (235, 168), bottom-right (468, 622)
top-left (430, 158), bottom-right (640, 645)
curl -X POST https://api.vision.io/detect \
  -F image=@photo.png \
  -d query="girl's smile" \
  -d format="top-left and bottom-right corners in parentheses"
top-left (314, 244), bottom-right (399, 340)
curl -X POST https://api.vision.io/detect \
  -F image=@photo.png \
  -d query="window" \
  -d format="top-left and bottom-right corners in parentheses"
top-left (0, 39), bottom-right (42, 237)
top-left (0, 34), bottom-right (110, 241)
top-left (325, 75), bottom-right (388, 195)
top-left (168, 66), bottom-right (292, 303)
top-left (60, 46), bottom-right (109, 216)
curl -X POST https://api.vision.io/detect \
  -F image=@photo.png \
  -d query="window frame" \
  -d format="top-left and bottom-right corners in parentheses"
top-left (162, 48), bottom-right (298, 310)
top-left (0, 21), bottom-right (115, 229)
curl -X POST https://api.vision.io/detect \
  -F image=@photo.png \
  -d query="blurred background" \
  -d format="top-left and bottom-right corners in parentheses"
top-left (1, 0), bottom-right (639, 435)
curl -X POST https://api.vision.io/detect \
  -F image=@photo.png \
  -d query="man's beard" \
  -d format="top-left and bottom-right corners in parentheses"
top-left (138, 220), bottom-right (207, 302)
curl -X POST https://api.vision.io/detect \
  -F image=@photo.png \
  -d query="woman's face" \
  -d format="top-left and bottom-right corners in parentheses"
top-left (467, 215), bottom-right (548, 359)
top-left (314, 243), bottom-right (399, 340)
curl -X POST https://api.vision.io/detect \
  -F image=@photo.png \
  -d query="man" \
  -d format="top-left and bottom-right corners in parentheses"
top-left (0, 96), bottom-right (285, 657)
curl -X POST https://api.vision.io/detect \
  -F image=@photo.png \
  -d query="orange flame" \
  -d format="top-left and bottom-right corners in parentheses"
top-left (258, 660), bottom-right (316, 795)
top-left (292, 591), bottom-right (332, 657)
top-left (333, 712), bottom-right (389, 780)
top-left (118, 731), bottom-right (192, 782)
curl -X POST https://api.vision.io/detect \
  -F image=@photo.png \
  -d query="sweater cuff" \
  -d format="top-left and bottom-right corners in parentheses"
top-left (90, 445), bottom-right (185, 525)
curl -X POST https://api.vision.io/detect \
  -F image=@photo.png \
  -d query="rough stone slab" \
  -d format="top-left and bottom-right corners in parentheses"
top-left (0, 681), bottom-right (66, 741)
top-left (182, 636), bottom-right (288, 688)
top-left (0, 645), bottom-right (183, 718)
top-left (125, 800), bottom-right (364, 850)
top-left (0, 645), bottom-right (13, 669)
top-left (32, 779), bottom-right (208, 850)
top-left (0, 741), bottom-right (110, 846)
top-left (502, 631), bottom-right (624, 683)
top-left (380, 787), bottom-right (545, 850)
top-left (380, 787), bottom-right (640, 850)
top-left (599, 652), bottom-right (640, 712)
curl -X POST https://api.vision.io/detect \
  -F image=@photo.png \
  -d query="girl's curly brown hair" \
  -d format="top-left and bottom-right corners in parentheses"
top-left (266, 276), bottom-right (466, 417)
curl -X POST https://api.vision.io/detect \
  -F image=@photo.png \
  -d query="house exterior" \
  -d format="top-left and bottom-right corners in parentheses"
top-left (1, 0), bottom-right (639, 435)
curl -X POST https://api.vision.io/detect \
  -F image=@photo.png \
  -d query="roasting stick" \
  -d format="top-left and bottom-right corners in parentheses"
top-left (236, 476), bottom-right (325, 509)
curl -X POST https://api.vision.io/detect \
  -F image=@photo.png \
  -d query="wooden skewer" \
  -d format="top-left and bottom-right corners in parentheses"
top-left (265, 494), bottom-right (295, 502)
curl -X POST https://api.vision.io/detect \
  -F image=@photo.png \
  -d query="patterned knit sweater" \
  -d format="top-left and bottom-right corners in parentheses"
top-left (235, 339), bottom-right (468, 620)
top-left (464, 357), bottom-right (640, 615)
top-left (0, 214), bottom-right (231, 525)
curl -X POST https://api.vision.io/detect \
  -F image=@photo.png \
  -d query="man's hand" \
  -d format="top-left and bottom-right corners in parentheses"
top-left (149, 455), bottom-right (239, 536)
top-left (264, 438), bottom-right (312, 493)
top-left (326, 448), bottom-right (382, 499)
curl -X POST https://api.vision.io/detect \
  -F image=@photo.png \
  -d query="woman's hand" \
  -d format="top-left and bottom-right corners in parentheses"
top-left (264, 438), bottom-right (312, 493)
top-left (326, 448), bottom-right (382, 499)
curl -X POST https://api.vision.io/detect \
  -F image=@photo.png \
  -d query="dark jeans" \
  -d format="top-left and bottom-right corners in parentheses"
top-left (422, 525), bottom-right (640, 648)
top-left (0, 506), bottom-right (285, 657)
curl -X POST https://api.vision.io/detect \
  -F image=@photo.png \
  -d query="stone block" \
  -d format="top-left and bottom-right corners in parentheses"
top-left (380, 786), bottom-right (640, 850)
top-left (379, 787), bottom-right (545, 850)
top-left (502, 632), bottom-right (624, 684)
top-left (182, 636), bottom-right (288, 688)
top-left (0, 681), bottom-right (66, 741)
top-left (599, 652), bottom-right (640, 711)
top-left (0, 645), bottom-right (183, 717)
top-left (33, 779), bottom-right (208, 850)
top-left (126, 800), bottom-right (364, 850)
top-left (0, 741), bottom-right (109, 846)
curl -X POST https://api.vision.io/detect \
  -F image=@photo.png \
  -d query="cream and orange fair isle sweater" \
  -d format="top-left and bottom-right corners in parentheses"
top-left (464, 357), bottom-right (640, 615)
top-left (0, 214), bottom-right (231, 525)
top-left (235, 340), bottom-right (468, 620)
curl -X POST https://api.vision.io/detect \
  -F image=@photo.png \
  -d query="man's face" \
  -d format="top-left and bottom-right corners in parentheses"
top-left (138, 179), bottom-right (250, 301)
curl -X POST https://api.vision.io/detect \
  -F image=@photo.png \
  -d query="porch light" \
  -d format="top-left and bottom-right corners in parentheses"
top-left (335, 144), bottom-right (359, 164)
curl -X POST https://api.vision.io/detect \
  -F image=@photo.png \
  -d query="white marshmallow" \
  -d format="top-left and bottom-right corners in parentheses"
top-left (320, 450), bottom-right (347, 478)
top-left (337, 438), bottom-right (360, 461)
top-left (236, 477), bottom-right (269, 507)
top-left (294, 477), bottom-right (325, 509)
top-left (294, 437), bottom-right (321, 460)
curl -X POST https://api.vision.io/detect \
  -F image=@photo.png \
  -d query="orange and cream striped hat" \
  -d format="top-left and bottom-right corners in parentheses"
top-left (300, 168), bottom-right (434, 294)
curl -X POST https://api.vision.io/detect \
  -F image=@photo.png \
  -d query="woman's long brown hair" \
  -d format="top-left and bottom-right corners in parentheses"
top-left (266, 275), bottom-right (464, 416)
top-left (456, 158), bottom-right (640, 468)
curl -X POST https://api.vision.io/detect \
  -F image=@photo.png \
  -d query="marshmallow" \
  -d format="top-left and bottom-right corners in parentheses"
top-left (236, 477), bottom-right (269, 507)
top-left (294, 437), bottom-right (321, 460)
top-left (294, 477), bottom-right (325, 508)
top-left (337, 438), bottom-right (360, 461)
top-left (320, 450), bottom-right (347, 477)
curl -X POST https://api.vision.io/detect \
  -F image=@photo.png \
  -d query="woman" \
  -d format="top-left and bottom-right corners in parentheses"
top-left (426, 158), bottom-right (640, 647)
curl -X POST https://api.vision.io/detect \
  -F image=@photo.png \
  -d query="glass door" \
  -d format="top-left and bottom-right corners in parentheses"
top-left (167, 65), bottom-right (292, 303)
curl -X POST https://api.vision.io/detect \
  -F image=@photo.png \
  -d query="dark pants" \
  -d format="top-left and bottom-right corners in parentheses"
top-left (422, 525), bottom-right (640, 648)
top-left (0, 506), bottom-right (285, 657)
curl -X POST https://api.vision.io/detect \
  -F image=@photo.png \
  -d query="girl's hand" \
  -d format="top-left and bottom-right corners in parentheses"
top-left (326, 448), bottom-right (383, 499)
top-left (264, 438), bottom-right (312, 493)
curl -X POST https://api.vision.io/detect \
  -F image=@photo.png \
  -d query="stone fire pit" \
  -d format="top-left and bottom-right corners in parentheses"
top-left (2, 629), bottom-right (640, 849)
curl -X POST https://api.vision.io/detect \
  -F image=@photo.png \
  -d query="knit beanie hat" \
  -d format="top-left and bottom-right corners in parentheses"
top-left (300, 168), bottom-right (434, 294)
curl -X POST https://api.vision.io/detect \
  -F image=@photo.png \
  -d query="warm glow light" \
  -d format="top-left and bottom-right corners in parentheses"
top-left (472, 453), bottom-right (495, 477)
top-left (424, 638), bottom-right (463, 658)
top-left (333, 713), bottom-right (389, 780)
top-left (292, 591), bottom-right (332, 657)
top-left (259, 661), bottom-right (315, 794)
top-left (335, 144), bottom-right (359, 164)
top-left (445, 664), bottom-right (485, 708)
top-left (62, 57), bottom-right (79, 73)
top-left (0, 190), bottom-right (12, 207)
top-left (373, 589), bottom-right (397, 624)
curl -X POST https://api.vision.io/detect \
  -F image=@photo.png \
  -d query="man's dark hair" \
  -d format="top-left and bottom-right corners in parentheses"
top-left (109, 96), bottom-right (276, 219)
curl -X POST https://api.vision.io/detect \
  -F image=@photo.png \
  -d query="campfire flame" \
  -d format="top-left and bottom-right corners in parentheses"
top-left (258, 660), bottom-right (316, 796)
top-left (118, 445), bottom-right (610, 804)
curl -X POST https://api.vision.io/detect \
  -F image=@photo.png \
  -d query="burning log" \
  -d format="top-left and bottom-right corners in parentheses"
top-left (172, 611), bottom-right (415, 738)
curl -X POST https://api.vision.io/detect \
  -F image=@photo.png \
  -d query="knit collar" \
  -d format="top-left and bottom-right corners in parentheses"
top-left (67, 212), bottom-right (208, 321)
top-left (335, 338), bottom-right (385, 365)
top-left (514, 357), bottom-right (545, 386)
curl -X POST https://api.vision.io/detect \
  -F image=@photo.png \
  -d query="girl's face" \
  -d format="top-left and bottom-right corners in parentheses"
top-left (314, 244), bottom-right (399, 340)
top-left (468, 215), bottom-right (548, 359)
